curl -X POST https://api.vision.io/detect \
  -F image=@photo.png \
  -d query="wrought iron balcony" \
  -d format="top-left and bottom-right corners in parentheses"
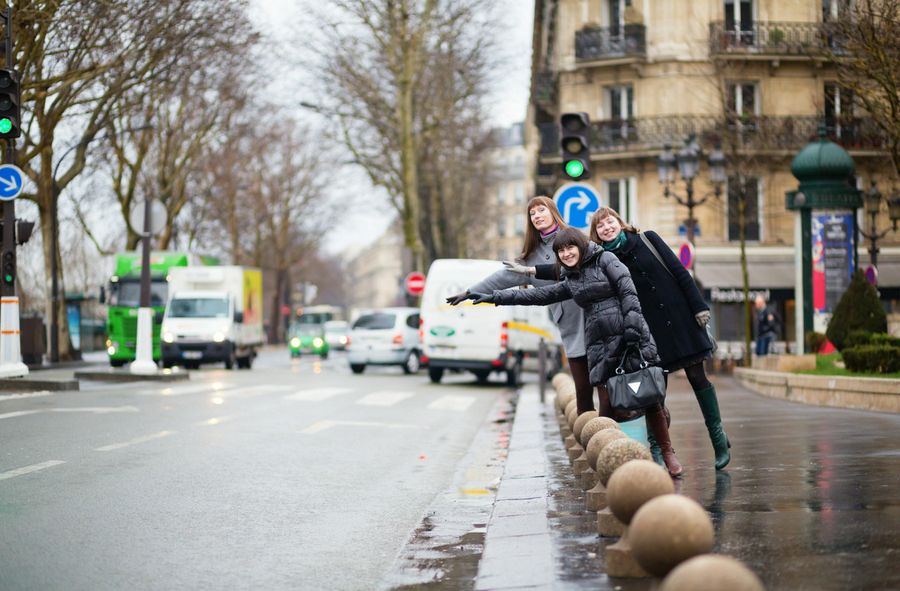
top-left (709, 21), bottom-right (846, 57)
top-left (533, 70), bottom-right (557, 113)
top-left (538, 115), bottom-right (885, 157)
top-left (575, 24), bottom-right (646, 62)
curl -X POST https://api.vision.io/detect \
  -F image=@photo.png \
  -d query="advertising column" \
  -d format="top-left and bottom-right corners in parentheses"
top-left (811, 211), bottom-right (856, 334)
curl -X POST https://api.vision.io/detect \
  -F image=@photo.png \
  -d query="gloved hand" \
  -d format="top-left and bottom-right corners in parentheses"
top-left (624, 328), bottom-right (641, 347)
top-left (446, 291), bottom-right (471, 305)
top-left (695, 310), bottom-right (711, 327)
top-left (469, 292), bottom-right (496, 305)
top-left (502, 260), bottom-right (536, 276)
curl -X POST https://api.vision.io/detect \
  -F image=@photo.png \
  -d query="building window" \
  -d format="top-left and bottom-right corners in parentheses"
top-left (727, 176), bottom-right (761, 242)
top-left (606, 0), bottom-right (626, 35)
top-left (514, 185), bottom-right (525, 203)
top-left (823, 0), bottom-right (851, 21)
top-left (603, 85), bottom-right (634, 141)
top-left (825, 82), bottom-right (855, 140)
top-left (724, 0), bottom-right (755, 45)
top-left (726, 81), bottom-right (758, 132)
top-left (603, 178), bottom-right (637, 224)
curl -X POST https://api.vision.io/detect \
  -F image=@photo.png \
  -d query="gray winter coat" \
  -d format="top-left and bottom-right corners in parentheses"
top-left (468, 227), bottom-right (586, 358)
top-left (488, 242), bottom-right (658, 385)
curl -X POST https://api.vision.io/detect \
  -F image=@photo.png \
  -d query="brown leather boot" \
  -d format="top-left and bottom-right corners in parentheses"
top-left (646, 405), bottom-right (684, 478)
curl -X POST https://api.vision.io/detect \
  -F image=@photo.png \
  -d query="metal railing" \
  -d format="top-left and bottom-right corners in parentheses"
top-left (538, 115), bottom-right (885, 156)
top-left (709, 21), bottom-right (846, 56)
top-left (575, 24), bottom-right (646, 61)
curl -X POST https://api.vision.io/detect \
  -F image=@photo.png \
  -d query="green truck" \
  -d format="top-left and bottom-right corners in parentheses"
top-left (105, 252), bottom-right (217, 367)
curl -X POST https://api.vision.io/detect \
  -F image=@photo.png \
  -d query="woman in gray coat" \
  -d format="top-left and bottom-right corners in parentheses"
top-left (446, 196), bottom-right (596, 415)
top-left (468, 228), bottom-right (683, 477)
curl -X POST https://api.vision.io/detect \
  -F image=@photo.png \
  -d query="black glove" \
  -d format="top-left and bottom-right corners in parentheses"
top-left (469, 292), bottom-right (495, 305)
top-left (446, 290), bottom-right (471, 305)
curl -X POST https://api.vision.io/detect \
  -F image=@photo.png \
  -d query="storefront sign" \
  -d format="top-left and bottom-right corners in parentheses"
top-left (710, 288), bottom-right (771, 303)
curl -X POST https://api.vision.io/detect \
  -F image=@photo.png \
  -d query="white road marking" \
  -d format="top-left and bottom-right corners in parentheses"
top-left (284, 387), bottom-right (353, 401)
top-left (95, 430), bottom-right (175, 452)
top-left (0, 410), bottom-right (41, 420)
top-left (0, 391), bottom-right (53, 403)
top-left (138, 382), bottom-right (231, 396)
top-left (51, 406), bottom-right (139, 414)
top-left (356, 391), bottom-right (415, 406)
top-left (220, 384), bottom-right (294, 398)
top-left (194, 415), bottom-right (234, 427)
top-left (300, 420), bottom-right (422, 434)
top-left (427, 395), bottom-right (476, 412)
top-left (0, 460), bottom-right (66, 481)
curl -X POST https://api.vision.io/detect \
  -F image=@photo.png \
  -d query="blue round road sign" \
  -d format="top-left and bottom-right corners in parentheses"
top-left (0, 164), bottom-right (24, 201)
top-left (553, 183), bottom-right (601, 230)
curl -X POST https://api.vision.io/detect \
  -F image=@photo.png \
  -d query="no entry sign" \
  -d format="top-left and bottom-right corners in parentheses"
top-left (405, 272), bottom-right (426, 296)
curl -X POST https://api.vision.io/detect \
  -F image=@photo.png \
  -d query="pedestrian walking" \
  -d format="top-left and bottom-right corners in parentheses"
top-left (467, 228), bottom-right (684, 477)
top-left (445, 196), bottom-right (599, 416)
top-left (511, 207), bottom-right (731, 470)
top-left (754, 295), bottom-right (780, 356)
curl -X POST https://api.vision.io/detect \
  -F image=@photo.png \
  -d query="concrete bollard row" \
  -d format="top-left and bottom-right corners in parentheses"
top-left (547, 374), bottom-right (765, 589)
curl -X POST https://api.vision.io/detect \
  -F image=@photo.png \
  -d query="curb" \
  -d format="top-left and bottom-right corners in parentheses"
top-left (476, 385), bottom-right (555, 590)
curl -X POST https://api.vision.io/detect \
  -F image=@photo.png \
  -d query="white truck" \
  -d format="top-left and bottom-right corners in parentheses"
top-left (160, 266), bottom-right (264, 369)
top-left (420, 259), bottom-right (563, 386)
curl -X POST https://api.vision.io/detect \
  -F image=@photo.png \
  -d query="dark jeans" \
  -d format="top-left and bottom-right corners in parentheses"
top-left (756, 334), bottom-right (774, 356)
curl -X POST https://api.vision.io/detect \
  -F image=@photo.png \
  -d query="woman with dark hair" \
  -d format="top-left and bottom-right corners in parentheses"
top-left (514, 207), bottom-right (729, 470)
top-left (468, 228), bottom-right (684, 477)
top-left (446, 196), bottom-right (597, 415)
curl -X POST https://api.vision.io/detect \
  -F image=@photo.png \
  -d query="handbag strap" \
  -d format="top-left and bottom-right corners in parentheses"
top-left (615, 344), bottom-right (649, 374)
top-left (638, 232), bottom-right (674, 279)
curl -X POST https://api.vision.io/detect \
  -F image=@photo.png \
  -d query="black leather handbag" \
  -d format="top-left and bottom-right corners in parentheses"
top-left (605, 346), bottom-right (667, 411)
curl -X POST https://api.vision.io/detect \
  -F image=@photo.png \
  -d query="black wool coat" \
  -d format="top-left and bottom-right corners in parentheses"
top-left (610, 231), bottom-right (712, 370)
top-left (490, 242), bottom-right (658, 386)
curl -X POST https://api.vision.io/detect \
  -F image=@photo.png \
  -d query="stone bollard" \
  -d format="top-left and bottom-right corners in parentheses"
top-left (659, 555), bottom-right (765, 591)
top-left (584, 429), bottom-right (628, 511)
top-left (552, 372), bottom-right (573, 392)
top-left (594, 438), bottom-right (651, 537)
top-left (578, 417), bottom-right (619, 490)
top-left (605, 460), bottom-right (674, 578)
top-left (629, 494), bottom-right (715, 578)
top-left (571, 411), bottom-right (599, 475)
top-left (563, 399), bottom-right (578, 448)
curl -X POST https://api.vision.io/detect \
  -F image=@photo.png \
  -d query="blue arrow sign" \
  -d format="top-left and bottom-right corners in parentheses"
top-left (0, 164), bottom-right (24, 201)
top-left (553, 183), bottom-right (601, 230)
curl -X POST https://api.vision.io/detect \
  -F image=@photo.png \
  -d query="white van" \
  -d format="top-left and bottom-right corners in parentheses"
top-left (420, 259), bottom-right (563, 385)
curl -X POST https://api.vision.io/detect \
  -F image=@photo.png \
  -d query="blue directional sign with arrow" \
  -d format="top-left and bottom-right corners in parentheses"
top-left (553, 183), bottom-right (601, 230)
top-left (0, 164), bottom-right (24, 201)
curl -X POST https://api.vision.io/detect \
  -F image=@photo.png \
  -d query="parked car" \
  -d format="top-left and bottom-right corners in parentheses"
top-left (288, 323), bottom-right (329, 359)
top-left (347, 307), bottom-right (421, 374)
top-left (323, 320), bottom-right (350, 351)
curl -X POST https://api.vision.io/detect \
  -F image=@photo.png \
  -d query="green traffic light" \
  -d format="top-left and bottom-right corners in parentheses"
top-left (565, 160), bottom-right (584, 178)
top-left (3, 274), bottom-right (12, 283)
top-left (0, 118), bottom-right (11, 134)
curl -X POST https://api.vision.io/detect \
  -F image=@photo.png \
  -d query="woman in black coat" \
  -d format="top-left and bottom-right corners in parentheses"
top-left (590, 207), bottom-right (729, 470)
top-left (470, 228), bottom-right (683, 477)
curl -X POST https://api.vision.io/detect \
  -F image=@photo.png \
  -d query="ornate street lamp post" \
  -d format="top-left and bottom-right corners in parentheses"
top-left (858, 180), bottom-right (900, 272)
top-left (657, 135), bottom-right (727, 246)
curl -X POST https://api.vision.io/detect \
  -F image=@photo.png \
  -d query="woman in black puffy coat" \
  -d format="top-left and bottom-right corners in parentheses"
top-left (470, 228), bottom-right (683, 477)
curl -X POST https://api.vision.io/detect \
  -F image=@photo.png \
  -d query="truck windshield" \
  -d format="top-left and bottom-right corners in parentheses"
top-left (108, 280), bottom-right (168, 308)
top-left (352, 313), bottom-right (396, 330)
top-left (168, 298), bottom-right (229, 318)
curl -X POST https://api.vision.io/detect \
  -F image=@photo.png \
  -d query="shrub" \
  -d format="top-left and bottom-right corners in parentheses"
top-left (805, 331), bottom-right (828, 352)
top-left (869, 333), bottom-right (900, 348)
top-left (841, 345), bottom-right (900, 374)
top-left (845, 330), bottom-right (873, 348)
top-left (825, 270), bottom-right (887, 351)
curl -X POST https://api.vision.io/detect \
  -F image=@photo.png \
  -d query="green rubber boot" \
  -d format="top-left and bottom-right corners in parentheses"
top-left (694, 385), bottom-right (731, 470)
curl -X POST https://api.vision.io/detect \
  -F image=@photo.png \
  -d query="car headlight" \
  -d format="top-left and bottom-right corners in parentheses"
top-left (162, 332), bottom-right (175, 343)
top-left (213, 332), bottom-right (226, 343)
top-left (107, 346), bottom-right (116, 355)
top-left (313, 337), bottom-right (324, 348)
top-left (339, 336), bottom-right (348, 345)
top-left (290, 337), bottom-right (300, 348)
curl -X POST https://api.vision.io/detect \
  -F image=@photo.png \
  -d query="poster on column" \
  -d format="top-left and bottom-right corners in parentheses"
top-left (811, 211), bottom-right (855, 315)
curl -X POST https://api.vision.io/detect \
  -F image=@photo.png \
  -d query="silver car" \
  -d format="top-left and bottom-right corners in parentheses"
top-left (347, 307), bottom-right (421, 374)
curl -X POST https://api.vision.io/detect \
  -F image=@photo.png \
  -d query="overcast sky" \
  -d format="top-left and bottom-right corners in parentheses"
top-left (251, 0), bottom-right (534, 257)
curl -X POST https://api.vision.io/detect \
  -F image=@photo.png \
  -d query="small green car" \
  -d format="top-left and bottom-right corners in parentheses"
top-left (289, 324), bottom-right (330, 359)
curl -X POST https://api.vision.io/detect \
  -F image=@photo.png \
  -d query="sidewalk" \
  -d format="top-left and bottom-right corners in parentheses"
top-left (477, 374), bottom-right (900, 591)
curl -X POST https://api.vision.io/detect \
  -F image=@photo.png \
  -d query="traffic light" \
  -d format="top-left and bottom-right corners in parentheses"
top-left (0, 69), bottom-right (20, 140)
top-left (559, 112), bottom-right (591, 180)
top-left (2, 251), bottom-right (14, 285)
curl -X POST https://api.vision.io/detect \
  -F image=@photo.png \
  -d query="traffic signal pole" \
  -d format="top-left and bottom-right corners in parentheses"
top-left (0, 6), bottom-right (27, 377)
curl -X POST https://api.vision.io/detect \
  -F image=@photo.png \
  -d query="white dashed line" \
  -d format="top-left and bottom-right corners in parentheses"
top-left (95, 430), bottom-right (175, 451)
top-left (427, 395), bottom-right (476, 412)
top-left (0, 410), bottom-right (41, 420)
top-left (0, 460), bottom-right (66, 481)
top-left (0, 391), bottom-right (53, 403)
top-left (284, 387), bottom-right (353, 401)
top-left (300, 420), bottom-right (422, 434)
top-left (356, 391), bottom-right (415, 406)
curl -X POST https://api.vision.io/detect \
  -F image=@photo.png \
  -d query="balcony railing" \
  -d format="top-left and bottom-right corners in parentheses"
top-left (709, 21), bottom-right (846, 56)
top-left (575, 24), bottom-right (646, 61)
top-left (538, 115), bottom-right (885, 156)
top-left (533, 70), bottom-right (557, 113)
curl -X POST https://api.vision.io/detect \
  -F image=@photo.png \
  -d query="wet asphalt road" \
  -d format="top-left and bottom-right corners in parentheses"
top-left (0, 349), bottom-right (511, 591)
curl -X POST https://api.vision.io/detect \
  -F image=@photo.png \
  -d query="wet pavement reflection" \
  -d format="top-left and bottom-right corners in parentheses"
top-left (544, 374), bottom-right (900, 591)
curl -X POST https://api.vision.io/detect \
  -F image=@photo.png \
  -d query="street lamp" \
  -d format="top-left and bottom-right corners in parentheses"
top-left (657, 135), bottom-right (727, 245)
top-left (859, 179), bottom-right (900, 271)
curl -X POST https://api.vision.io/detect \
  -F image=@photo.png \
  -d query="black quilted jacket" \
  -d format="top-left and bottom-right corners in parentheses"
top-left (490, 242), bottom-right (658, 385)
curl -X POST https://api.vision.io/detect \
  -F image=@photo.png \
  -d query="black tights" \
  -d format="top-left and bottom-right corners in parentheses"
top-left (568, 356), bottom-right (596, 414)
top-left (663, 361), bottom-right (712, 391)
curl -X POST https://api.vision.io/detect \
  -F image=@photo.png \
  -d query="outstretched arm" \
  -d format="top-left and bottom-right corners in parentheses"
top-left (477, 282), bottom-right (572, 307)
